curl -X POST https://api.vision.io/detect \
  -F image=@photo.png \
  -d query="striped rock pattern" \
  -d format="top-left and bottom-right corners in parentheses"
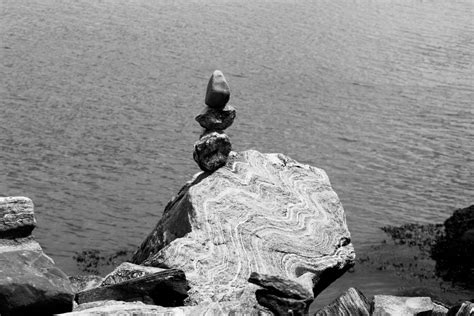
top-left (132, 150), bottom-right (355, 307)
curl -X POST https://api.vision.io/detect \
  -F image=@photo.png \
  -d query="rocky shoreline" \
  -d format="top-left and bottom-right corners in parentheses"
top-left (2, 194), bottom-right (473, 315)
top-left (1, 72), bottom-right (472, 315)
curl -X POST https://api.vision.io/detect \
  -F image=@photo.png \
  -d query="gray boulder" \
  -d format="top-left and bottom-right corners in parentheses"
top-left (0, 242), bottom-right (74, 315)
top-left (0, 196), bottom-right (74, 315)
top-left (131, 150), bottom-right (355, 312)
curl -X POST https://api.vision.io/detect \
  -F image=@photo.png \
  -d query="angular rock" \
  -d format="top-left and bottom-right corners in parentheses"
top-left (248, 272), bottom-right (312, 300)
top-left (432, 302), bottom-right (449, 316)
top-left (69, 275), bottom-right (104, 293)
top-left (205, 70), bottom-right (230, 109)
top-left (313, 287), bottom-right (371, 316)
top-left (63, 300), bottom-right (185, 315)
top-left (75, 269), bottom-right (188, 307)
top-left (101, 262), bottom-right (166, 286)
top-left (249, 272), bottom-right (314, 315)
top-left (0, 235), bottom-right (42, 253)
top-left (0, 197), bottom-right (74, 315)
top-left (63, 300), bottom-right (262, 315)
top-left (132, 150), bottom-right (355, 309)
top-left (195, 104), bottom-right (236, 131)
top-left (193, 131), bottom-right (232, 172)
top-left (0, 249), bottom-right (74, 315)
top-left (256, 290), bottom-right (310, 316)
top-left (372, 295), bottom-right (434, 316)
top-left (0, 196), bottom-right (35, 239)
top-left (448, 301), bottom-right (474, 316)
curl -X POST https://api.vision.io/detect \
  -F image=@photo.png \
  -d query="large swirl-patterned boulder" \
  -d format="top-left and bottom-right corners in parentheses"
top-left (131, 150), bottom-right (355, 310)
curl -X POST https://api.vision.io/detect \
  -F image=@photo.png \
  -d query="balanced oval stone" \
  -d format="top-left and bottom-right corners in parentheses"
top-left (193, 132), bottom-right (232, 172)
top-left (195, 104), bottom-right (236, 131)
top-left (205, 70), bottom-right (230, 109)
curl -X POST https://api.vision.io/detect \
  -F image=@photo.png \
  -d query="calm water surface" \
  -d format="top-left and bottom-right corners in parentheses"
top-left (1, 0), bottom-right (473, 298)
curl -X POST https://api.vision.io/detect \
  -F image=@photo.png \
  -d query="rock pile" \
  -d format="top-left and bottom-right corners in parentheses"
top-left (193, 70), bottom-right (235, 172)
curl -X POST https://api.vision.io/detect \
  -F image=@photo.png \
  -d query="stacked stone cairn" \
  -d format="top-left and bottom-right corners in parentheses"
top-left (193, 70), bottom-right (235, 172)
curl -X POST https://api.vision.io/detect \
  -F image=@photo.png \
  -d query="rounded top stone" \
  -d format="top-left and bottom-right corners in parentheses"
top-left (205, 70), bottom-right (230, 109)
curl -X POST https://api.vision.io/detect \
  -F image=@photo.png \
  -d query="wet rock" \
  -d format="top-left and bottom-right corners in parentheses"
top-left (132, 150), bottom-right (355, 310)
top-left (313, 287), bottom-right (371, 316)
top-left (101, 262), bottom-right (166, 286)
top-left (195, 104), bottom-right (236, 131)
top-left (0, 196), bottom-right (35, 239)
top-left (432, 205), bottom-right (474, 287)
top-left (372, 295), bottom-right (434, 316)
top-left (69, 275), bottom-right (104, 293)
top-left (193, 131), bottom-right (232, 172)
top-left (0, 249), bottom-right (74, 315)
top-left (205, 70), bottom-right (230, 109)
top-left (75, 269), bottom-right (188, 307)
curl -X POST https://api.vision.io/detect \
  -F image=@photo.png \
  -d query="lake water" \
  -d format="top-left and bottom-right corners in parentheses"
top-left (1, 0), bottom-right (473, 300)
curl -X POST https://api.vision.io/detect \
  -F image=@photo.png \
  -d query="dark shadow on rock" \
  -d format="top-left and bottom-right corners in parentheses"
top-left (431, 205), bottom-right (474, 289)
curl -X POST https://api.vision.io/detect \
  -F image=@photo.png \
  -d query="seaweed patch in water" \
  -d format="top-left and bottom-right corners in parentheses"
top-left (73, 249), bottom-right (134, 275)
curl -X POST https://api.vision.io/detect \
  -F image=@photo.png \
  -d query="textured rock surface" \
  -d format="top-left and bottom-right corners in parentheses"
top-left (132, 150), bottom-right (355, 309)
top-left (63, 300), bottom-right (182, 315)
top-left (372, 295), bottom-right (434, 316)
top-left (69, 275), bottom-right (104, 293)
top-left (193, 132), bottom-right (232, 172)
top-left (432, 302), bottom-right (449, 316)
top-left (63, 300), bottom-right (264, 316)
top-left (248, 272), bottom-right (312, 300)
top-left (313, 287), bottom-right (371, 316)
top-left (0, 196), bottom-right (35, 238)
top-left (195, 104), bottom-right (236, 130)
top-left (101, 262), bottom-right (166, 286)
top-left (249, 272), bottom-right (314, 315)
top-left (205, 70), bottom-right (230, 109)
top-left (75, 269), bottom-right (188, 306)
top-left (453, 301), bottom-right (474, 316)
top-left (256, 290), bottom-right (309, 316)
top-left (0, 196), bottom-right (74, 315)
top-left (448, 301), bottom-right (474, 316)
top-left (0, 249), bottom-right (74, 315)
